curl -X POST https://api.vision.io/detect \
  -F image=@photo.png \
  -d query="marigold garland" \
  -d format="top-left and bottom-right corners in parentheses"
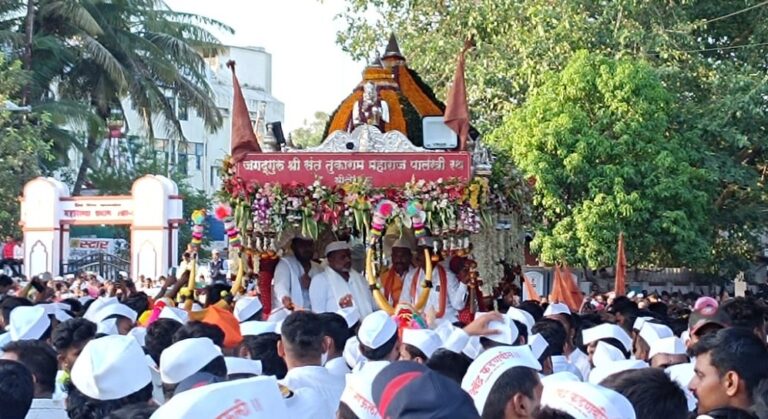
top-left (397, 66), bottom-right (443, 117)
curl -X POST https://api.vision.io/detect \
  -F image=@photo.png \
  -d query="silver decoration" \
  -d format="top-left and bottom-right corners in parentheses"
top-left (261, 124), bottom-right (279, 152)
top-left (291, 125), bottom-right (431, 153)
top-left (473, 138), bottom-right (494, 176)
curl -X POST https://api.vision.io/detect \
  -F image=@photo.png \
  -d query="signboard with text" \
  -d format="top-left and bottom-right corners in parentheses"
top-left (60, 198), bottom-right (134, 224)
top-left (69, 238), bottom-right (128, 258)
top-left (236, 152), bottom-right (472, 186)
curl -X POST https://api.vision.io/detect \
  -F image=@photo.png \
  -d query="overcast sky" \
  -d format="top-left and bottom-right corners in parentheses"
top-left (164, 0), bottom-right (364, 133)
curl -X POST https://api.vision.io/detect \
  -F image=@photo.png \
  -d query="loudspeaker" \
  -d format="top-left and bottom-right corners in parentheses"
top-left (270, 121), bottom-right (286, 146)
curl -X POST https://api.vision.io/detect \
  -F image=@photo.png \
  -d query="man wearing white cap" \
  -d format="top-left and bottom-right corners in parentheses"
top-left (272, 236), bottom-right (321, 319)
top-left (342, 311), bottom-right (400, 419)
top-left (67, 335), bottom-right (153, 418)
top-left (582, 323), bottom-right (632, 367)
top-left (648, 336), bottom-right (688, 369)
top-left (379, 238), bottom-right (416, 305)
top-left (8, 305), bottom-right (51, 342)
top-left (461, 346), bottom-right (543, 417)
top-left (633, 321), bottom-right (673, 362)
top-left (541, 380), bottom-right (636, 419)
top-left (309, 241), bottom-right (374, 317)
top-left (234, 296), bottom-right (264, 322)
top-left (400, 238), bottom-right (467, 323)
top-left (277, 311), bottom-right (344, 418)
top-left (399, 328), bottom-right (442, 363)
top-left (159, 337), bottom-right (226, 400)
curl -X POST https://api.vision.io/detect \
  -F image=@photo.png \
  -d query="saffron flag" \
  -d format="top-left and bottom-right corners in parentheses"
top-left (444, 40), bottom-right (473, 151)
top-left (549, 265), bottom-right (565, 304)
top-left (227, 60), bottom-right (261, 163)
top-left (614, 232), bottom-right (626, 296)
top-left (561, 264), bottom-right (584, 311)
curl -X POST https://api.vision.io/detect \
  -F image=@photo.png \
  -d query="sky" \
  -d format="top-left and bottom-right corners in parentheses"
top-left (164, 0), bottom-right (365, 134)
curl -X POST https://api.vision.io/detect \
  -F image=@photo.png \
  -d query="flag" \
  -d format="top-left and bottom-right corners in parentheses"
top-left (444, 39), bottom-right (473, 151)
top-left (549, 265), bottom-right (565, 304)
top-left (522, 272), bottom-right (541, 302)
top-left (614, 232), bottom-right (626, 296)
top-left (227, 60), bottom-right (261, 163)
top-left (561, 264), bottom-right (584, 310)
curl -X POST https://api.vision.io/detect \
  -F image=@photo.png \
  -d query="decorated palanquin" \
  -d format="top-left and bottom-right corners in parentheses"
top-left (218, 35), bottom-right (530, 320)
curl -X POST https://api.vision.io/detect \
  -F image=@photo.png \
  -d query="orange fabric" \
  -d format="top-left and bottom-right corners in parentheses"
top-left (380, 89), bottom-right (407, 134)
top-left (327, 92), bottom-right (362, 133)
top-left (189, 305), bottom-right (243, 349)
top-left (409, 266), bottom-right (448, 318)
top-left (549, 265), bottom-right (565, 304)
top-left (227, 61), bottom-right (261, 163)
top-left (522, 273), bottom-right (541, 301)
top-left (397, 67), bottom-right (443, 116)
top-left (444, 43), bottom-right (472, 151)
top-left (381, 268), bottom-right (404, 304)
top-left (561, 265), bottom-right (584, 310)
top-left (615, 232), bottom-right (627, 296)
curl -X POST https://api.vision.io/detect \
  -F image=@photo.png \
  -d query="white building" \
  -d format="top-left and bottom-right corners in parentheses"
top-left (66, 45), bottom-right (284, 195)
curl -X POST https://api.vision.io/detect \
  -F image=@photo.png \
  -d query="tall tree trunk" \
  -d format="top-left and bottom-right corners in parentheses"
top-left (22, 0), bottom-right (35, 105)
top-left (72, 134), bottom-right (99, 195)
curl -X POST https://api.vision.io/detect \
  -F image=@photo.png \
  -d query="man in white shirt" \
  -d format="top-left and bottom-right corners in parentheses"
top-left (1, 340), bottom-right (67, 419)
top-left (400, 239), bottom-right (467, 323)
top-left (319, 312), bottom-right (352, 376)
top-left (309, 241), bottom-right (374, 318)
top-left (272, 236), bottom-right (321, 319)
top-left (278, 311), bottom-right (345, 418)
top-left (341, 311), bottom-right (401, 419)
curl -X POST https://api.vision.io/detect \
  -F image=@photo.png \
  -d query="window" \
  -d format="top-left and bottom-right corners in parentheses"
top-left (210, 166), bottom-right (217, 187)
top-left (194, 143), bottom-right (204, 170)
top-left (178, 154), bottom-right (188, 175)
top-left (178, 96), bottom-right (189, 121)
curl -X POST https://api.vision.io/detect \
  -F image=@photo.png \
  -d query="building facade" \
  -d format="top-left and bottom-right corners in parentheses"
top-left (65, 45), bottom-right (284, 195)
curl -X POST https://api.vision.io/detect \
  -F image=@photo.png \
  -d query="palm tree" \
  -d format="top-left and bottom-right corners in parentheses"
top-left (2, 0), bottom-right (232, 193)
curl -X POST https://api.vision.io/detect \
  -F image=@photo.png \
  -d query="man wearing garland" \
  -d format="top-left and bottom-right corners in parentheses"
top-left (379, 239), bottom-right (417, 306)
top-left (399, 238), bottom-right (468, 323)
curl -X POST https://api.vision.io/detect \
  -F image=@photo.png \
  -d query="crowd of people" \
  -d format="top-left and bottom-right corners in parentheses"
top-left (0, 235), bottom-right (767, 419)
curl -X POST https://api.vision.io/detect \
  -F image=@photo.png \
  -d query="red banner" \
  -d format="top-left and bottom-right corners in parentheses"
top-left (236, 152), bottom-right (472, 186)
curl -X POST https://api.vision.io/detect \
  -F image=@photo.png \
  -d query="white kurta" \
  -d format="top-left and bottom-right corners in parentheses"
top-left (309, 267), bottom-right (374, 318)
top-left (343, 360), bottom-right (390, 419)
top-left (285, 387), bottom-right (331, 419)
top-left (325, 355), bottom-right (351, 376)
top-left (272, 256), bottom-right (322, 313)
top-left (280, 365), bottom-right (345, 418)
top-left (399, 265), bottom-right (468, 323)
top-left (24, 399), bottom-right (68, 419)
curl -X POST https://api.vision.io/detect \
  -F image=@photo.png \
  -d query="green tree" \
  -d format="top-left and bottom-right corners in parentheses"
top-left (489, 51), bottom-right (713, 270)
top-left (291, 111), bottom-right (330, 148)
top-left (337, 0), bottom-right (768, 277)
top-left (2, 0), bottom-right (232, 192)
top-left (0, 56), bottom-right (50, 237)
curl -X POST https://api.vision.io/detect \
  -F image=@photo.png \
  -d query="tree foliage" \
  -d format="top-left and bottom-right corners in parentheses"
top-left (0, 56), bottom-right (50, 238)
top-left (489, 51), bottom-right (712, 268)
top-left (337, 0), bottom-right (768, 277)
top-left (2, 0), bottom-right (232, 193)
top-left (290, 111), bottom-right (330, 149)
